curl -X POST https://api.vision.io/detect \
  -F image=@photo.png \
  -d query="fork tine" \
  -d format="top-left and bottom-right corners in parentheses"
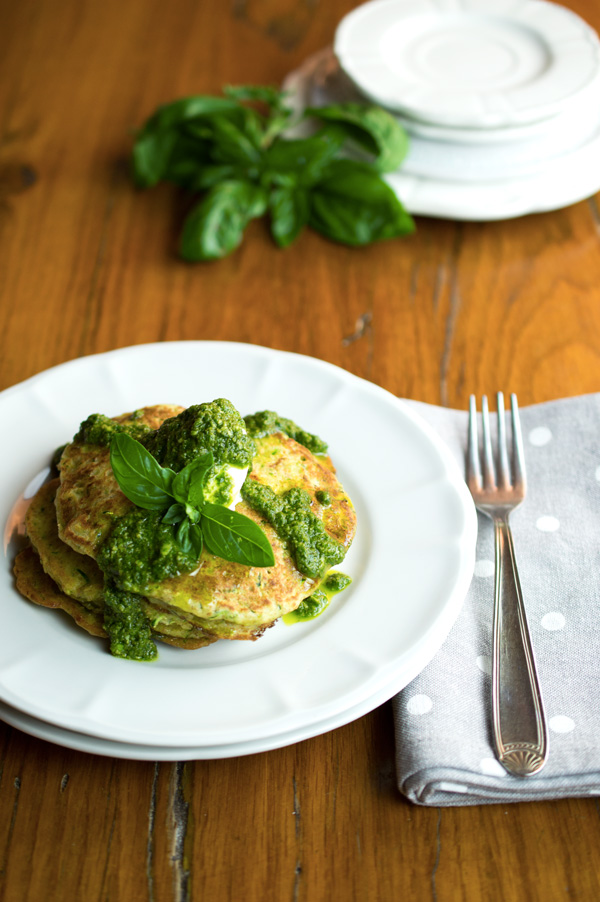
top-left (467, 395), bottom-right (481, 489)
top-left (510, 393), bottom-right (527, 492)
top-left (496, 391), bottom-right (511, 489)
top-left (481, 395), bottom-right (496, 490)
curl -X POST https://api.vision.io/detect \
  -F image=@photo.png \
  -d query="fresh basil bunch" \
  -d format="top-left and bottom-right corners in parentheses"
top-left (110, 433), bottom-right (274, 568)
top-left (132, 85), bottom-right (414, 260)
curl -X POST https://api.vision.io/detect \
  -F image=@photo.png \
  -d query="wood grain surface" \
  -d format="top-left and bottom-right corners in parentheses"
top-left (1, 0), bottom-right (600, 899)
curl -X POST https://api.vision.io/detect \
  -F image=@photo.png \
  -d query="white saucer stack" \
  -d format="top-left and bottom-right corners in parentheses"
top-left (284, 0), bottom-right (600, 220)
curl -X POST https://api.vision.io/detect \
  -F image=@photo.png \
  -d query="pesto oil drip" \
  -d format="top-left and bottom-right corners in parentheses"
top-left (244, 410), bottom-right (328, 455)
top-left (284, 571), bottom-right (352, 624)
top-left (241, 480), bottom-right (345, 579)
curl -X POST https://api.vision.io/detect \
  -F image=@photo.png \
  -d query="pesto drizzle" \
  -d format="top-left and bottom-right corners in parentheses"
top-left (244, 410), bottom-right (328, 455)
top-left (241, 480), bottom-right (345, 579)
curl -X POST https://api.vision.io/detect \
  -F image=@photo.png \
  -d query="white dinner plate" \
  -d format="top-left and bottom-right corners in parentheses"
top-left (283, 51), bottom-right (600, 219)
top-left (334, 0), bottom-right (600, 128)
top-left (0, 655), bottom-right (423, 760)
top-left (0, 342), bottom-right (476, 748)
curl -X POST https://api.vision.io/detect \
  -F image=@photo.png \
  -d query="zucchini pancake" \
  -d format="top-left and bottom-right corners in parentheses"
top-left (14, 399), bottom-right (356, 661)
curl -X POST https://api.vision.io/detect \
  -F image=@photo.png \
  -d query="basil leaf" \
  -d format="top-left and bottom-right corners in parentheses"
top-left (239, 107), bottom-right (267, 149)
top-left (180, 108), bottom-right (261, 150)
top-left (202, 501), bottom-right (275, 567)
top-left (269, 186), bottom-right (309, 248)
top-left (309, 159), bottom-right (414, 246)
top-left (133, 130), bottom-right (181, 188)
top-left (171, 452), bottom-right (213, 507)
top-left (188, 523), bottom-right (204, 558)
top-left (142, 96), bottom-right (243, 131)
top-left (162, 502), bottom-right (187, 525)
top-left (180, 180), bottom-right (267, 261)
top-left (178, 119), bottom-right (215, 143)
top-left (162, 134), bottom-right (213, 188)
top-left (189, 164), bottom-right (239, 191)
top-left (132, 96), bottom-right (242, 187)
top-left (110, 434), bottom-right (175, 510)
top-left (264, 128), bottom-right (346, 187)
top-left (175, 518), bottom-right (192, 553)
top-left (306, 103), bottom-right (409, 173)
top-left (235, 105), bottom-right (275, 148)
top-left (208, 116), bottom-right (262, 165)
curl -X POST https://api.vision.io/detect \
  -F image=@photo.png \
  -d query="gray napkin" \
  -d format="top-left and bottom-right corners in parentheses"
top-left (394, 394), bottom-right (600, 806)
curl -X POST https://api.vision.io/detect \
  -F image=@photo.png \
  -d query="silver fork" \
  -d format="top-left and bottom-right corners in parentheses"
top-left (467, 392), bottom-right (548, 777)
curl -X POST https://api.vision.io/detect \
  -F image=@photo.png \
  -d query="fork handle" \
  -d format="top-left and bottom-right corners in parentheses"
top-left (491, 516), bottom-right (548, 776)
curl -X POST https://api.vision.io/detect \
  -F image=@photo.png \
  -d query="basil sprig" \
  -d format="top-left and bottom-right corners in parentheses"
top-left (132, 85), bottom-right (414, 260)
top-left (109, 433), bottom-right (274, 568)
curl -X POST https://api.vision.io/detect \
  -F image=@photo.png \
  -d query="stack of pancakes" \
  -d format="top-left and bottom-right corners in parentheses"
top-left (14, 405), bottom-right (356, 652)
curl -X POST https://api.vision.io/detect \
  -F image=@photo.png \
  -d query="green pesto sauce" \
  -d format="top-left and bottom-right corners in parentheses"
top-left (204, 464), bottom-right (234, 506)
top-left (75, 411), bottom-right (151, 447)
top-left (241, 480), bottom-right (345, 579)
top-left (103, 579), bottom-right (157, 661)
top-left (244, 410), bottom-right (328, 455)
top-left (283, 571), bottom-right (352, 624)
top-left (97, 508), bottom-right (199, 593)
top-left (143, 398), bottom-right (255, 471)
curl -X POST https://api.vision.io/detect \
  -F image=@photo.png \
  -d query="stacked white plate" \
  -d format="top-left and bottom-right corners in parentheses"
top-left (0, 343), bottom-right (476, 760)
top-left (283, 0), bottom-right (600, 220)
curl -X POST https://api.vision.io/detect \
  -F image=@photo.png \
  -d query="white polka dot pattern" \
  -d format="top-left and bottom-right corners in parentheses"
top-left (549, 716), bottom-right (575, 734)
top-left (406, 694), bottom-right (433, 716)
top-left (476, 655), bottom-right (491, 675)
top-left (541, 612), bottom-right (565, 631)
top-left (529, 426), bottom-right (552, 446)
top-left (536, 515), bottom-right (560, 532)
top-left (474, 559), bottom-right (494, 578)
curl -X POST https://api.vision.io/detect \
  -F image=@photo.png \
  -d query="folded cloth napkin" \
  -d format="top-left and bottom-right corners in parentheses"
top-left (394, 394), bottom-right (600, 806)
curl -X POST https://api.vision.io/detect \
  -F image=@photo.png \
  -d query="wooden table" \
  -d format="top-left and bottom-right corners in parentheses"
top-left (2, 1), bottom-right (600, 899)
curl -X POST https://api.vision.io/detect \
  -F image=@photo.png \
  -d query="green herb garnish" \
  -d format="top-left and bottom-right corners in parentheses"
top-left (109, 433), bottom-right (274, 568)
top-left (132, 85), bottom-right (414, 260)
